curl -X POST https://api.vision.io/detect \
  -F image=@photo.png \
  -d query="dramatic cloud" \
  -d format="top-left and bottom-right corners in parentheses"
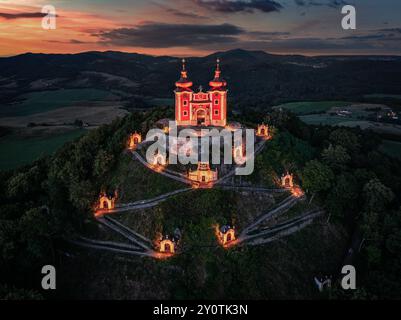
top-left (97, 22), bottom-right (244, 48)
top-left (1, 0), bottom-right (399, 56)
top-left (340, 28), bottom-right (401, 42)
top-left (152, 3), bottom-right (209, 20)
top-left (194, 0), bottom-right (283, 13)
top-left (0, 11), bottom-right (47, 19)
top-left (47, 39), bottom-right (88, 44)
top-left (294, 0), bottom-right (348, 8)
top-left (247, 31), bottom-right (290, 40)
top-left (95, 19), bottom-right (401, 55)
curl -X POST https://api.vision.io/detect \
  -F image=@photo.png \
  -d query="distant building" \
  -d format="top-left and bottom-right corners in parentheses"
top-left (175, 59), bottom-right (227, 127)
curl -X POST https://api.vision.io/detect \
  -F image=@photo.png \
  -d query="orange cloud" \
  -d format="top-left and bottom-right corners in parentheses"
top-left (0, 3), bottom-right (123, 56)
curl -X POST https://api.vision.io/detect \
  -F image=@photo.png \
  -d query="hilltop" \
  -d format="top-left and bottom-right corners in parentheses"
top-left (1, 107), bottom-right (401, 299)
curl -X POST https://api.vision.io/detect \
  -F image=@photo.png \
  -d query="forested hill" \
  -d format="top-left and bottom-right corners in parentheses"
top-left (1, 49), bottom-right (401, 108)
top-left (1, 108), bottom-right (401, 299)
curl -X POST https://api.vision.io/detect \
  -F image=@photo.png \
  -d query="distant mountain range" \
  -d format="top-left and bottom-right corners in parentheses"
top-left (1, 49), bottom-right (401, 109)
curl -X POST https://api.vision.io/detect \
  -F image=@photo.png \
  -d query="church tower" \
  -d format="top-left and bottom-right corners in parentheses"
top-left (208, 58), bottom-right (227, 127)
top-left (175, 59), bottom-right (193, 125)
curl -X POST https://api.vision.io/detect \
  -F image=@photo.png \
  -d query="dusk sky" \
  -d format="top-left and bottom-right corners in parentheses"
top-left (0, 0), bottom-right (400, 57)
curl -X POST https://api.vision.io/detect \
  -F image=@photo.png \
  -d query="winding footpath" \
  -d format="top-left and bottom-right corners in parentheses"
top-left (240, 209), bottom-right (324, 245)
top-left (73, 137), bottom-right (324, 258)
top-left (97, 216), bottom-right (152, 251)
top-left (96, 187), bottom-right (192, 216)
top-left (131, 151), bottom-right (193, 185)
top-left (69, 238), bottom-right (153, 257)
top-left (240, 194), bottom-right (304, 236)
top-left (216, 185), bottom-right (287, 193)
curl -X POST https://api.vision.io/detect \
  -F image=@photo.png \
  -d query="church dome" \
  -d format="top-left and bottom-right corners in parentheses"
top-left (175, 59), bottom-right (193, 89)
top-left (209, 58), bottom-right (227, 89)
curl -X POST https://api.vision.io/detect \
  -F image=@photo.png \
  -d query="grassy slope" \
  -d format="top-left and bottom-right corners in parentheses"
top-left (112, 189), bottom-right (284, 240)
top-left (275, 101), bottom-right (350, 115)
top-left (0, 89), bottom-right (117, 117)
top-left (109, 153), bottom-right (184, 203)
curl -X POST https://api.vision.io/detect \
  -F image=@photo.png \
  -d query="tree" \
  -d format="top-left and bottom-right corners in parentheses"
top-left (0, 285), bottom-right (43, 300)
top-left (363, 178), bottom-right (394, 212)
top-left (301, 160), bottom-right (334, 196)
top-left (19, 207), bottom-right (53, 261)
top-left (0, 220), bottom-right (18, 263)
top-left (326, 173), bottom-right (358, 221)
top-left (322, 144), bottom-right (351, 171)
top-left (94, 149), bottom-right (114, 178)
top-left (329, 128), bottom-right (360, 152)
top-left (361, 178), bottom-right (394, 242)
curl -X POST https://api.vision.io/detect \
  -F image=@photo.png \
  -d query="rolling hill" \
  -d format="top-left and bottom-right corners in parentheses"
top-left (1, 49), bottom-right (401, 110)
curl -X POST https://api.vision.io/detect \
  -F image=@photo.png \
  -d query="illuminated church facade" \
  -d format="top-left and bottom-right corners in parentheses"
top-left (175, 59), bottom-right (227, 127)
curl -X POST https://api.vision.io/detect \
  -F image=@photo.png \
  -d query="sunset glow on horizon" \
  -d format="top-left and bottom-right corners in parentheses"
top-left (1, 0), bottom-right (401, 57)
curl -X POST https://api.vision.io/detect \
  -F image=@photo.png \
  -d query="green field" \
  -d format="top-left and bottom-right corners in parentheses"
top-left (0, 129), bottom-right (86, 170)
top-left (274, 101), bottom-right (350, 115)
top-left (0, 89), bottom-right (117, 117)
top-left (299, 114), bottom-right (357, 126)
top-left (336, 121), bottom-right (374, 130)
top-left (379, 140), bottom-right (401, 160)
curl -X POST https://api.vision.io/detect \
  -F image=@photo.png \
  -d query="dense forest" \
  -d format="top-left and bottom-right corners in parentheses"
top-left (1, 107), bottom-right (401, 299)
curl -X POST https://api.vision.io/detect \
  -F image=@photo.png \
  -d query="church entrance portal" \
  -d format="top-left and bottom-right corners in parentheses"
top-left (196, 109), bottom-right (206, 126)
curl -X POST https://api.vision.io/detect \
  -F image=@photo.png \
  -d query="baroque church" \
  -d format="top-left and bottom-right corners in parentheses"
top-left (174, 58), bottom-right (227, 127)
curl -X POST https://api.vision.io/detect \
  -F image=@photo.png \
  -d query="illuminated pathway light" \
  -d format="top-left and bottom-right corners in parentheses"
top-left (291, 185), bottom-right (305, 198)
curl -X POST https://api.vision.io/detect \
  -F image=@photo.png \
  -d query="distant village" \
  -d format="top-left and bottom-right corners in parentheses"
top-left (330, 104), bottom-right (401, 124)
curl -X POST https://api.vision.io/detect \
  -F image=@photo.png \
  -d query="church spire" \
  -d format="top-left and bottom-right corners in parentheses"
top-left (215, 58), bottom-right (221, 77)
top-left (181, 58), bottom-right (188, 78)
